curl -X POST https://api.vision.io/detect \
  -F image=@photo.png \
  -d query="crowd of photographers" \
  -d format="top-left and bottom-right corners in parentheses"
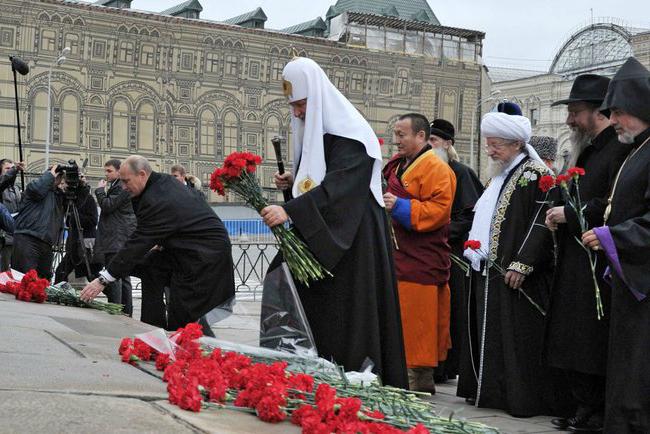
top-left (0, 158), bottom-right (207, 320)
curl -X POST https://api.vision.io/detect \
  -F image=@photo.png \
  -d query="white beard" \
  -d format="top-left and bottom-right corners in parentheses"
top-left (618, 131), bottom-right (635, 144)
top-left (433, 147), bottom-right (449, 164)
top-left (486, 157), bottom-right (509, 179)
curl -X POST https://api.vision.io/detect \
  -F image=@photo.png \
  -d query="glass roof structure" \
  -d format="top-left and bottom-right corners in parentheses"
top-left (550, 23), bottom-right (644, 75)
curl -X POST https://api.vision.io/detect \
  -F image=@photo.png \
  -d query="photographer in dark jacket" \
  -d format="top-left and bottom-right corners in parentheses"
top-left (12, 165), bottom-right (89, 279)
top-left (93, 159), bottom-right (136, 315)
top-left (0, 159), bottom-right (24, 270)
top-left (54, 175), bottom-right (100, 284)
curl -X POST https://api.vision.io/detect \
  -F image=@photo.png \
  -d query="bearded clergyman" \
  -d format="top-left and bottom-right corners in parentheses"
top-left (457, 112), bottom-right (557, 417)
top-left (544, 74), bottom-right (631, 432)
top-left (582, 57), bottom-right (650, 434)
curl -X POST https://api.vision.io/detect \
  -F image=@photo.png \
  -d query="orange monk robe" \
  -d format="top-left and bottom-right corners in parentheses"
top-left (383, 149), bottom-right (456, 368)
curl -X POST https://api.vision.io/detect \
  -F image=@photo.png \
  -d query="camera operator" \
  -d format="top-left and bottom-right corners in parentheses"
top-left (54, 174), bottom-right (100, 284)
top-left (0, 159), bottom-right (24, 270)
top-left (12, 164), bottom-right (89, 279)
top-left (93, 159), bottom-right (136, 316)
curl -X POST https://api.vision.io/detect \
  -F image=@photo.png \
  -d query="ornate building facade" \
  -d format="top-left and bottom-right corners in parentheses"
top-left (0, 0), bottom-right (484, 202)
top-left (487, 20), bottom-right (650, 175)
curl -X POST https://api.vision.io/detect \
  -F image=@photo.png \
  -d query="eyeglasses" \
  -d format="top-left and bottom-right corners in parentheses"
top-left (484, 140), bottom-right (518, 150)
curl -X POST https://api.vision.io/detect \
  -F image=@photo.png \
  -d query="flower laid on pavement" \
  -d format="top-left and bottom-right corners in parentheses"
top-left (118, 323), bottom-right (498, 434)
top-left (0, 269), bottom-right (123, 315)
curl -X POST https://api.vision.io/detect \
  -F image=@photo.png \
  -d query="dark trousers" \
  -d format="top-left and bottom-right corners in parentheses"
top-left (102, 253), bottom-right (133, 316)
top-left (11, 233), bottom-right (54, 279)
top-left (135, 250), bottom-right (216, 336)
top-left (0, 242), bottom-right (13, 271)
top-left (565, 370), bottom-right (606, 419)
top-left (139, 265), bottom-right (169, 328)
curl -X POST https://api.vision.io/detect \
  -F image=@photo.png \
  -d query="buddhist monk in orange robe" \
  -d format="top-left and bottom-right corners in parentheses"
top-left (383, 113), bottom-right (456, 393)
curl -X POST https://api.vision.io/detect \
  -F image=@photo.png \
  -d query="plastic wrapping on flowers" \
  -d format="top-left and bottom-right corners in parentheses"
top-left (120, 324), bottom-right (499, 434)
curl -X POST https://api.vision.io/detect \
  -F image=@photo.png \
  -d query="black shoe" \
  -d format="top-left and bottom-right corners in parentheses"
top-left (551, 418), bottom-right (569, 429)
top-left (568, 414), bottom-right (603, 433)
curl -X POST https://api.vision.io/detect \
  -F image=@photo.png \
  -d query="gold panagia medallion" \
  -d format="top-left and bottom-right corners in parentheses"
top-left (298, 177), bottom-right (316, 193)
top-left (282, 80), bottom-right (293, 99)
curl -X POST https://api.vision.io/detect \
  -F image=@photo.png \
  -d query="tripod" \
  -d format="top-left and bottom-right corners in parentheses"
top-left (52, 197), bottom-right (93, 283)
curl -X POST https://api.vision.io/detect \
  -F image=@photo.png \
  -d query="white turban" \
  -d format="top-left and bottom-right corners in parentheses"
top-left (480, 112), bottom-right (545, 165)
top-left (282, 57), bottom-right (383, 206)
top-left (481, 112), bottom-right (531, 142)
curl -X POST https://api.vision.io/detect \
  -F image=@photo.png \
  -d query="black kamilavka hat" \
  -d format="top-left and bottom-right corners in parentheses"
top-left (600, 57), bottom-right (650, 123)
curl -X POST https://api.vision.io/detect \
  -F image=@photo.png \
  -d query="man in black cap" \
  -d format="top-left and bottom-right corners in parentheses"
top-left (428, 119), bottom-right (484, 384)
top-left (545, 73), bottom-right (632, 432)
top-left (582, 57), bottom-right (650, 434)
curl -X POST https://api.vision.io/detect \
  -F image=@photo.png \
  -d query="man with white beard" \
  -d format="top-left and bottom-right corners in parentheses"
top-left (457, 112), bottom-right (557, 417)
top-left (581, 56), bottom-right (650, 434)
top-left (544, 74), bottom-right (631, 432)
top-left (428, 119), bottom-right (483, 384)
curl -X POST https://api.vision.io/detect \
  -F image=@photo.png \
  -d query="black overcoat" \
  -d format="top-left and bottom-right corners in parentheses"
top-left (597, 128), bottom-right (650, 433)
top-left (107, 172), bottom-right (234, 324)
top-left (545, 126), bottom-right (631, 376)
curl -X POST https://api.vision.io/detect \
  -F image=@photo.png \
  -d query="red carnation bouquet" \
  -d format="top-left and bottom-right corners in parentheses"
top-left (539, 167), bottom-right (604, 320)
top-left (210, 152), bottom-right (330, 285)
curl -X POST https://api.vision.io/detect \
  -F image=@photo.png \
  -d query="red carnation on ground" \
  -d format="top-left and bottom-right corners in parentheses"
top-left (463, 240), bottom-right (482, 250)
top-left (538, 175), bottom-right (556, 192)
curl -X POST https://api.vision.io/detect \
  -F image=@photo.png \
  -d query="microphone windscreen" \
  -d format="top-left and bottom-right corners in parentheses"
top-left (10, 56), bottom-right (29, 75)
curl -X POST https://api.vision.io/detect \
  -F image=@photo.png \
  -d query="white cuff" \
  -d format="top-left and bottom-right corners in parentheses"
top-left (99, 269), bottom-right (117, 283)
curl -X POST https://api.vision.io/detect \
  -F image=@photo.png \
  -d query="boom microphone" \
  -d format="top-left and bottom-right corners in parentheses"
top-left (9, 56), bottom-right (29, 75)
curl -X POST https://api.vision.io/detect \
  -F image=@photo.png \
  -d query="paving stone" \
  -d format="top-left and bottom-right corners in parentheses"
top-left (155, 400), bottom-right (301, 434)
top-left (0, 391), bottom-right (197, 434)
top-left (0, 352), bottom-right (167, 399)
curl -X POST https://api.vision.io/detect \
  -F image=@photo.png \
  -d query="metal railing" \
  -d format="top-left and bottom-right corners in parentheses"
top-left (231, 242), bottom-right (277, 301)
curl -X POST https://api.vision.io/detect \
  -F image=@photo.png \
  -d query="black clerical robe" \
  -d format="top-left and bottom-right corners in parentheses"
top-left (457, 156), bottom-right (558, 417)
top-left (593, 128), bottom-right (650, 433)
top-left (445, 160), bottom-right (483, 378)
top-left (107, 172), bottom-right (235, 329)
top-left (270, 134), bottom-right (408, 389)
top-left (546, 127), bottom-right (631, 376)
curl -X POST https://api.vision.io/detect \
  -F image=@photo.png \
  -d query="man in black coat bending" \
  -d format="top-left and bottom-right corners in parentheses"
top-left (80, 155), bottom-right (235, 333)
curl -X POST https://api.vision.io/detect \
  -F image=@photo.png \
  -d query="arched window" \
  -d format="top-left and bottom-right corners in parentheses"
top-left (200, 109), bottom-right (216, 156)
top-left (32, 91), bottom-right (49, 143)
top-left (112, 100), bottom-right (129, 149)
top-left (64, 34), bottom-right (79, 56)
top-left (397, 69), bottom-right (409, 95)
top-left (264, 116), bottom-right (280, 161)
top-left (141, 45), bottom-right (155, 67)
top-left (61, 94), bottom-right (79, 146)
top-left (41, 30), bottom-right (56, 51)
top-left (440, 92), bottom-right (457, 125)
top-left (137, 102), bottom-right (155, 151)
top-left (223, 111), bottom-right (239, 156)
top-left (119, 41), bottom-right (134, 63)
